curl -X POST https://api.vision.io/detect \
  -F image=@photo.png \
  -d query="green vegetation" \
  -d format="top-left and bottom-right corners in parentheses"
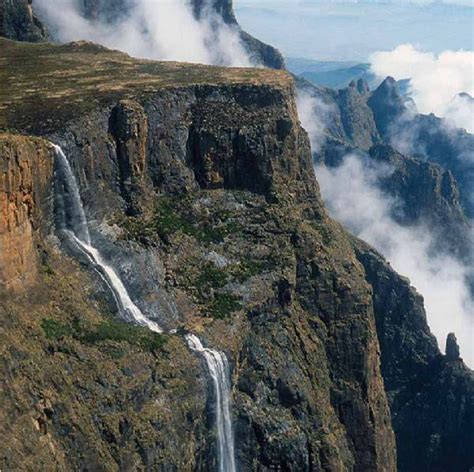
top-left (208, 293), bottom-right (242, 320)
top-left (41, 318), bottom-right (75, 340)
top-left (40, 318), bottom-right (167, 352)
top-left (195, 263), bottom-right (228, 292)
top-left (233, 256), bottom-right (278, 282)
top-left (117, 195), bottom-right (242, 245)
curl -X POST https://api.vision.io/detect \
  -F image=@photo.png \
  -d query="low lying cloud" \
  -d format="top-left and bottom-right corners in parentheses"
top-left (296, 89), bottom-right (337, 153)
top-left (370, 44), bottom-right (474, 132)
top-left (36, 0), bottom-right (253, 66)
top-left (315, 155), bottom-right (474, 367)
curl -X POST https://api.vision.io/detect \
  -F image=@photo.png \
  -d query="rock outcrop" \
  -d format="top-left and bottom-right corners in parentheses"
top-left (367, 77), bottom-right (406, 137)
top-left (0, 0), bottom-right (48, 42)
top-left (337, 80), bottom-right (380, 150)
top-left (365, 77), bottom-right (474, 219)
top-left (0, 134), bottom-right (53, 291)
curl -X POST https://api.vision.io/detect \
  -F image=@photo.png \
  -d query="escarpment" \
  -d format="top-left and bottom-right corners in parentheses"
top-left (1, 38), bottom-right (398, 470)
top-left (297, 74), bottom-right (474, 471)
top-left (2, 36), bottom-right (472, 472)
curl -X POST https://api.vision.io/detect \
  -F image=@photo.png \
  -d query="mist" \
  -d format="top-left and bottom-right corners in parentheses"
top-left (370, 44), bottom-right (474, 132)
top-left (296, 90), bottom-right (335, 153)
top-left (35, 0), bottom-right (253, 66)
top-left (315, 155), bottom-right (474, 367)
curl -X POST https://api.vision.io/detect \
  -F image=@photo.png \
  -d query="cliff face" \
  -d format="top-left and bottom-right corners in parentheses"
top-left (0, 0), bottom-right (48, 42)
top-left (1, 38), bottom-right (396, 470)
top-left (0, 134), bottom-right (53, 291)
top-left (366, 77), bottom-right (474, 219)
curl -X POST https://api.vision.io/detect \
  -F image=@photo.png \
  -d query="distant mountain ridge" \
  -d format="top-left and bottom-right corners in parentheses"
top-left (287, 57), bottom-right (374, 89)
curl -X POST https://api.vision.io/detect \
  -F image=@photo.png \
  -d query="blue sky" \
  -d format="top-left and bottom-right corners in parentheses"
top-left (235, 1), bottom-right (474, 61)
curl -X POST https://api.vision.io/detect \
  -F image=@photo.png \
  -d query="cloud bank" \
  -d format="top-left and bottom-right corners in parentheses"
top-left (315, 155), bottom-right (474, 367)
top-left (370, 44), bottom-right (474, 132)
top-left (36, 0), bottom-right (253, 66)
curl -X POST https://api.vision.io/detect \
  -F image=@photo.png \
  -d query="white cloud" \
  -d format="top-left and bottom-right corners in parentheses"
top-left (315, 155), bottom-right (474, 367)
top-left (36, 0), bottom-right (253, 66)
top-left (296, 90), bottom-right (335, 152)
top-left (370, 44), bottom-right (474, 132)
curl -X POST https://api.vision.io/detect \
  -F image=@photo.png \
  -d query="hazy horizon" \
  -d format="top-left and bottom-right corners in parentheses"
top-left (235, 1), bottom-right (474, 61)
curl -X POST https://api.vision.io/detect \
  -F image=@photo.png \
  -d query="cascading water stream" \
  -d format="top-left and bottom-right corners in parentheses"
top-left (185, 334), bottom-right (236, 472)
top-left (53, 144), bottom-right (162, 333)
top-left (53, 143), bottom-right (236, 471)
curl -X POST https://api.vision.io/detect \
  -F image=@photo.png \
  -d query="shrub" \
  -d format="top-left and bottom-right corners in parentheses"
top-left (40, 318), bottom-right (167, 352)
top-left (41, 318), bottom-right (74, 340)
top-left (208, 293), bottom-right (242, 319)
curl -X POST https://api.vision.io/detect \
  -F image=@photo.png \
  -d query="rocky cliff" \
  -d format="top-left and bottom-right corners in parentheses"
top-left (1, 34), bottom-right (473, 472)
top-left (0, 134), bottom-right (53, 291)
top-left (366, 77), bottom-right (474, 220)
top-left (0, 0), bottom-right (47, 41)
top-left (1, 38), bottom-right (396, 471)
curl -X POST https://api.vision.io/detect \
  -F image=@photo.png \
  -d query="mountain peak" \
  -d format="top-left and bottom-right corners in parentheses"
top-left (367, 76), bottom-right (406, 136)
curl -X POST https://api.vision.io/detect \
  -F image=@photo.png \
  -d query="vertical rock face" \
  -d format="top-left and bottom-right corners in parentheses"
top-left (0, 134), bottom-right (53, 291)
top-left (109, 100), bottom-right (148, 213)
top-left (368, 144), bottom-right (471, 259)
top-left (0, 0), bottom-right (48, 42)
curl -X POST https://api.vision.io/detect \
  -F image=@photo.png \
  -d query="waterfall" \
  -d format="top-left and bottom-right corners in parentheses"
top-left (53, 144), bottom-right (236, 470)
top-left (53, 144), bottom-right (91, 245)
top-left (185, 334), bottom-right (236, 472)
top-left (52, 144), bottom-right (162, 333)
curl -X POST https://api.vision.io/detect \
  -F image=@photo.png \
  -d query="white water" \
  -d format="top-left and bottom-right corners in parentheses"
top-left (185, 334), bottom-right (236, 472)
top-left (53, 144), bottom-right (162, 333)
top-left (52, 144), bottom-right (91, 245)
top-left (53, 144), bottom-right (236, 470)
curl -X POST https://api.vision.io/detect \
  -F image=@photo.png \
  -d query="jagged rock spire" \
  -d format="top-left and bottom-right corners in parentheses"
top-left (367, 76), bottom-right (406, 137)
top-left (445, 333), bottom-right (461, 361)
